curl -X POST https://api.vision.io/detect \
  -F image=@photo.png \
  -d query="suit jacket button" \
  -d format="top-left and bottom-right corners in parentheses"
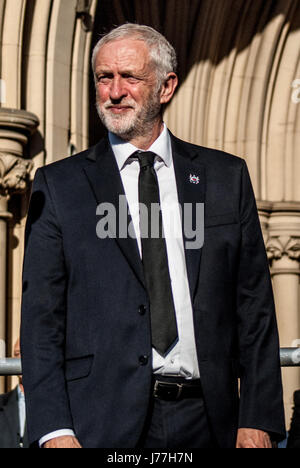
top-left (138, 305), bottom-right (147, 315)
top-left (139, 355), bottom-right (149, 366)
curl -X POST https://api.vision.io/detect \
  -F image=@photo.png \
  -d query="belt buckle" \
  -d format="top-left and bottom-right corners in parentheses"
top-left (175, 383), bottom-right (183, 400)
top-left (153, 380), bottom-right (160, 398)
top-left (154, 380), bottom-right (183, 400)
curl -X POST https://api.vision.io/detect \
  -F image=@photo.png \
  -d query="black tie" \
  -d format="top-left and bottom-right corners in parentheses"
top-left (135, 151), bottom-right (178, 357)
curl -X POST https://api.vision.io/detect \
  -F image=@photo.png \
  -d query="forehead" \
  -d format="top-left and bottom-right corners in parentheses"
top-left (95, 38), bottom-right (152, 72)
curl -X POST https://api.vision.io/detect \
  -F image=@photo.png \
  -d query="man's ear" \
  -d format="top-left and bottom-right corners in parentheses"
top-left (160, 73), bottom-right (178, 105)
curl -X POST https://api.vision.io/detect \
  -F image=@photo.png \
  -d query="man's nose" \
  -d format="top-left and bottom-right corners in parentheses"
top-left (109, 77), bottom-right (127, 101)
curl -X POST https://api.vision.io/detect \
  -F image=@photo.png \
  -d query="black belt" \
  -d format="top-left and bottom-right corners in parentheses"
top-left (153, 376), bottom-right (203, 401)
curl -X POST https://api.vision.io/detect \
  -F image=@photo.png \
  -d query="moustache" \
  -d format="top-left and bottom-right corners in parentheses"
top-left (103, 100), bottom-right (137, 110)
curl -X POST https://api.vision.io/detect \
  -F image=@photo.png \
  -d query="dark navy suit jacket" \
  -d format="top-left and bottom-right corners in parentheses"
top-left (21, 134), bottom-right (285, 447)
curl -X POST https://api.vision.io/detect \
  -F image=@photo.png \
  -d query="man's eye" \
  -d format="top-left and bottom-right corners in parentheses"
top-left (123, 75), bottom-right (139, 83)
top-left (97, 76), bottom-right (111, 83)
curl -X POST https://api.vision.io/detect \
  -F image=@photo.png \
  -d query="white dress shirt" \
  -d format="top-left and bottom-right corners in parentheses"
top-left (39, 124), bottom-right (200, 446)
top-left (17, 385), bottom-right (26, 439)
top-left (110, 124), bottom-right (200, 379)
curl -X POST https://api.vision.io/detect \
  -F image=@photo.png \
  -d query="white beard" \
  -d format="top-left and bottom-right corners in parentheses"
top-left (96, 93), bottom-right (162, 140)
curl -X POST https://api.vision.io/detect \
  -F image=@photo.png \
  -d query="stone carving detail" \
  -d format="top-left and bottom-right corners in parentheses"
top-left (286, 237), bottom-right (300, 261)
top-left (0, 153), bottom-right (33, 197)
top-left (266, 236), bottom-right (300, 261)
top-left (266, 237), bottom-right (283, 261)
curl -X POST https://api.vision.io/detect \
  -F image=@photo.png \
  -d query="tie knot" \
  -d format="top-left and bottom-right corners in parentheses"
top-left (135, 151), bottom-right (156, 170)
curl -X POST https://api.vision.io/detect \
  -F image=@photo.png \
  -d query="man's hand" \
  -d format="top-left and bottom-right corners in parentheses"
top-left (236, 429), bottom-right (272, 448)
top-left (43, 436), bottom-right (82, 448)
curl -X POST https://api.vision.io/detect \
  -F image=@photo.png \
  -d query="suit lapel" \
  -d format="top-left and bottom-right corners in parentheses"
top-left (171, 135), bottom-right (206, 303)
top-left (83, 139), bottom-right (145, 289)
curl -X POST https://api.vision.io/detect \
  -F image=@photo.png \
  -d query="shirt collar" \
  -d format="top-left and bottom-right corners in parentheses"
top-left (108, 123), bottom-right (172, 171)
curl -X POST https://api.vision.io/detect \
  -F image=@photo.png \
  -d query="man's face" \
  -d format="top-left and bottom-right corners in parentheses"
top-left (94, 38), bottom-right (162, 139)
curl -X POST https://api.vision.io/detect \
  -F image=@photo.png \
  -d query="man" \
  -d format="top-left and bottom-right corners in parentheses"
top-left (0, 340), bottom-right (28, 448)
top-left (21, 24), bottom-right (285, 448)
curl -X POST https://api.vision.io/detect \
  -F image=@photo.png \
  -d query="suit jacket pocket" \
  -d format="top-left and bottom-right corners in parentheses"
top-left (65, 355), bottom-right (94, 382)
top-left (205, 212), bottom-right (238, 228)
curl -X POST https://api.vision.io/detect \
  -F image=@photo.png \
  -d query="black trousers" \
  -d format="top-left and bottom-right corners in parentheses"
top-left (138, 391), bottom-right (217, 449)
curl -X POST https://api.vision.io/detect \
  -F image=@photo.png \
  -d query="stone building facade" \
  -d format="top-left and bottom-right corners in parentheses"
top-left (0, 0), bottom-right (299, 427)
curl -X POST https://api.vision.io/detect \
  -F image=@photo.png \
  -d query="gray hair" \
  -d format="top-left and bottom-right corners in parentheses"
top-left (91, 23), bottom-right (178, 89)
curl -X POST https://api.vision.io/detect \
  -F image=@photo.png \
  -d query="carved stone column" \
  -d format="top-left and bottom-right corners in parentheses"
top-left (257, 200), bottom-right (273, 243)
top-left (265, 202), bottom-right (300, 425)
top-left (0, 108), bottom-right (39, 391)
